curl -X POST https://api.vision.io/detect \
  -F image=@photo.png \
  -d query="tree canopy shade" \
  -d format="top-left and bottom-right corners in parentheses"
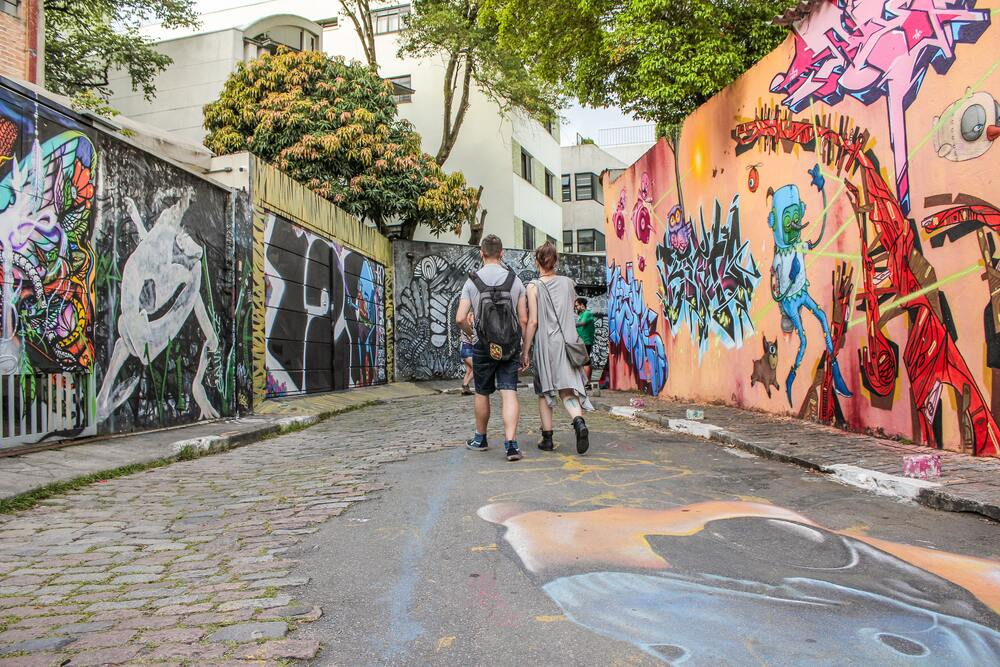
top-left (203, 50), bottom-right (479, 240)
top-left (398, 0), bottom-right (562, 165)
top-left (44, 0), bottom-right (200, 108)
top-left (480, 0), bottom-right (795, 129)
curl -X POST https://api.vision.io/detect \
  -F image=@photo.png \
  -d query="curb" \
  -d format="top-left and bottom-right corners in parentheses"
top-left (0, 399), bottom-right (387, 512)
top-left (596, 401), bottom-right (1000, 522)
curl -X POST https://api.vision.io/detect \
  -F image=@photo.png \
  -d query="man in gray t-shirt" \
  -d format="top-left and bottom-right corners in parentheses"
top-left (455, 235), bottom-right (528, 461)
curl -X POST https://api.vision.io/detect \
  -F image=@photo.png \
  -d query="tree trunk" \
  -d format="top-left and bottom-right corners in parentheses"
top-left (435, 53), bottom-right (473, 166)
top-left (340, 0), bottom-right (378, 70)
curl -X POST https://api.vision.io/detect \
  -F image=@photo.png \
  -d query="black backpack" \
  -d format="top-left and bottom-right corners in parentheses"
top-left (469, 269), bottom-right (521, 361)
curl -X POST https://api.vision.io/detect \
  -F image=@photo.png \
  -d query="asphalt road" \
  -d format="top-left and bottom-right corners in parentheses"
top-left (289, 393), bottom-right (1000, 666)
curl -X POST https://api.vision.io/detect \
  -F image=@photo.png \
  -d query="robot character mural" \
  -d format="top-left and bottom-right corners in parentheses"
top-left (96, 187), bottom-right (220, 421)
top-left (765, 167), bottom-right (851, 405)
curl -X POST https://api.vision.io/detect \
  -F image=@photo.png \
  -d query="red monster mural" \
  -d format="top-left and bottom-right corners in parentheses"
top-left (734, 112), bottom-right (1000, 456)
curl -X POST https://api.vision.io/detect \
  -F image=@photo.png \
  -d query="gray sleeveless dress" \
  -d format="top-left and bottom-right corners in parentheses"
top-left (530, 275), bottom-right (594, 410)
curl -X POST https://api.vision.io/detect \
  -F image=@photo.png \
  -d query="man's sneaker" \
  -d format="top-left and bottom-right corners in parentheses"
top-left (466, 436), bottom-right (488, 451)
top-left (505, 443), bottom-right (523, 461)
top-left (572, 417), bottom-right (590, 455)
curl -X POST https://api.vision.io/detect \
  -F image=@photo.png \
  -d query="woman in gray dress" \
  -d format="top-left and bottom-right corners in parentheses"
top-left (520, 243), bottom-right (593, 454)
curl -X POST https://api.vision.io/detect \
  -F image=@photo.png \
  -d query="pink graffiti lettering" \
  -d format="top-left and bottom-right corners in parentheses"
top-left (771, 0), bottom-right (990, 213)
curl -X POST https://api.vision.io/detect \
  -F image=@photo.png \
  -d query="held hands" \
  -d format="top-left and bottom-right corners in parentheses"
top-left (520, 348), bottom-right (531, 372)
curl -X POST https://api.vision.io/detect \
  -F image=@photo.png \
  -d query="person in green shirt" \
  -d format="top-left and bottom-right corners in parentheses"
top-left (575, 297), bottom-right (596, 381)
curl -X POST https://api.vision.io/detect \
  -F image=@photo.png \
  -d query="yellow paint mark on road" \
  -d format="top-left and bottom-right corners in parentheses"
top-left (534, 614), bottom-right (566, 623)
top-left (737, 495), bottom-right (773, 505)
top-left (568, 491), bottom-right (618, 507)
top-left (436, 636), bottom-right (456, 651)
top-left (470, 544), bottom-right (498, 552)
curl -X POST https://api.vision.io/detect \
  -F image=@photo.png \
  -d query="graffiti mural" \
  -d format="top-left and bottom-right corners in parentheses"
top-left (480, 501), bottom-right (1000, 664)
top-left (93, 141), bottom-right (250, 434)
top-left (771, 0), bottom-right (992, 213)
top-left (0, 93), bottom-right (96, 377)
top-left (264, 214), bottom-right (386, 397)
top-left (607, 261), bottom-right (667, 395)
top-left (393, 240), bottom-right (608, 381)
top-left (656, 197), bottom-right (761, 360)
top-left (604, 0), bottom-right (1000, 456)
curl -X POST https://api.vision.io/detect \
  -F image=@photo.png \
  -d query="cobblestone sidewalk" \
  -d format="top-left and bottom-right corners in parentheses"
top-left (593, 391), bottom-right (1000, 520)
top-left (0, 395), bottom-right (468, 666)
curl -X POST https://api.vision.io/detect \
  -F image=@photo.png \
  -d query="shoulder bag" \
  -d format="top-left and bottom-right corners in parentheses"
top-left (538, 279), bottom-right (590, 369)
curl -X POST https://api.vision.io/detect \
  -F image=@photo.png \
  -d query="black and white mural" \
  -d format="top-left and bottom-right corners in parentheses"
top-left (393, 240), bottom-right (607, 381)
top-left (264, 213), bottom-right (386, 397)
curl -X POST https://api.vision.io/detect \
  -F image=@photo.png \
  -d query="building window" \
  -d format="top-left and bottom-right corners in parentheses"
top-left (374, 5), bottom-right (411, 34)
top-left (577, 228), bottom-right (606, 253)
top-left (387, 75), bottom-right (412, 104)
top-left (522, 221), bottom-right (536, 250)
top-left (544, 118), bottom-right (555, 135)
top-left (1, 0), bottom-right (18, 17)
top-left (546, 235), bottom-right (557, 247)
top-left (520, 148), bottom-right (533, 182)
top-left (561, 174), bottom-right (571, 202)
top-left (544, 170), bottom-right (555, 199)
top-left (574, 172), bottom-right (603, 203)
top-left (563, 230), bottom-right (574, 253)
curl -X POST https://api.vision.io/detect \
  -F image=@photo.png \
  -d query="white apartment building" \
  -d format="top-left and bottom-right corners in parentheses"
top-left (560, 143), bottom-right (624, 257)
top-left (561, 127), bottom-right (655, 257)
top-left (110, 0), bottom-right (562, 249)
top-left (109, 13), bottom-right (324, 143)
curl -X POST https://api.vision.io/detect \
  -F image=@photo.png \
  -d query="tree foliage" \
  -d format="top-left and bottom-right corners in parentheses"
top-left (480, 0), bottom-right (794, 129)
top-left (399, 0), bottom-right (562, 165)
top-left (44, 0), bottom-right (199, 104)
top-left (204, 50), bottom-right (478, 239)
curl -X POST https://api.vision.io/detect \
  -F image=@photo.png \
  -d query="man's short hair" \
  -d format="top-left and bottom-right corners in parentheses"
top-left (576, 297), bottom-right (588, 307)
top-left (480, 234), bottom-right (503, 259)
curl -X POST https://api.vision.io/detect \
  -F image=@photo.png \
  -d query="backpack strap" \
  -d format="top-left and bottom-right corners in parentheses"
top-left (499, 269), bottom-right (516, 291)
top-left (468, 271), bottom-right (490, 293)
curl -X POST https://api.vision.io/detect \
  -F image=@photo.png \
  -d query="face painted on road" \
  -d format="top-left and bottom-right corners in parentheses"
top-left (479, 502), bottom-right (1000, 664)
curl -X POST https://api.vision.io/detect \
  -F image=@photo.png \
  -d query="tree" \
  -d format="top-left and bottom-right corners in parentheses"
top-left (44, 0), bottom-right (199, 108)
top-left (338, 0), bottom-right (379, 70)
top-left (480, 0), bottom-right (794, 129)
top-left (203, 49), bottom-right (478, 240)
top-left (399, 0), bottom-right (561, 165)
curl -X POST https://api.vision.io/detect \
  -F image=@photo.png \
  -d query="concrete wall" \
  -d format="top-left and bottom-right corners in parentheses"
top-left (0, 77), bottom-right (252, 449)
top-left (393, 240), bottom-right (607, 381)
top-left (604, 0), bottom-right (1000, 456)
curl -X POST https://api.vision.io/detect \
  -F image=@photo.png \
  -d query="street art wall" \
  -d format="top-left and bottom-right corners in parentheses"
top-left (0, 82), bottom-right (100, 445)
top-left (262, 213), bottom-right (387, 397)
top-left (0, 77), bottom-right (252, 448)
top-left (249, 157), bottom-right (392, 404)
top-left (92, 141), bottom-right (251, 435)
top-left (604, 0), bottom-right (1000, 456)
top-left (393, 240), bottom-right (608, 381)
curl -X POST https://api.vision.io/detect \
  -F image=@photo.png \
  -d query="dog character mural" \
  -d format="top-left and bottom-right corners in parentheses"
top-left (480, 501), bottom-right (1000, 665)
top-left (765, 169), bottom-right (851, 405)
top-left (750, 336), bottom-right (780, 398)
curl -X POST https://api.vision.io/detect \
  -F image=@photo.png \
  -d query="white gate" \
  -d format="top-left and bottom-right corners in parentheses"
top-left (0, 373), bottom-right (97, 451)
